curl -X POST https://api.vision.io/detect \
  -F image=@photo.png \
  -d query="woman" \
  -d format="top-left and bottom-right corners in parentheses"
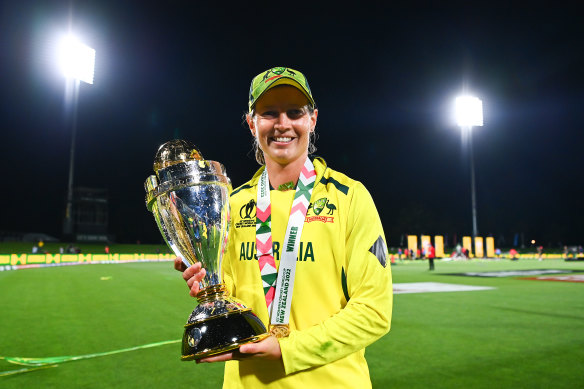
top-left (175, 67), bottom-right (392, 388)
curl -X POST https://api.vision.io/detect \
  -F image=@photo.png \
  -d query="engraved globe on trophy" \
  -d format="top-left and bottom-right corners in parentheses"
top-left (145, 140), bottom-right (268, 360)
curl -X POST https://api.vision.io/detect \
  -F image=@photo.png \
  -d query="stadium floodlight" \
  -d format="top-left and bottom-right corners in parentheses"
top-left (455, 95), bottom-right (484, 250)
top-left (59, 34), bottom-right (96, 237)
top-left (455, 96), bottom-right (483, 128)
top-left (58, 35), bottom-right (95, 84)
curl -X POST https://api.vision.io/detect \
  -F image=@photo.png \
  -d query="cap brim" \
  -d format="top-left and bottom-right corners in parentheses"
top-left (250, 77), bottom-right (315, 112)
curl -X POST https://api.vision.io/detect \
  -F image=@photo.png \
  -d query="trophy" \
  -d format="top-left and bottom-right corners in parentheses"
top-left (145, 140), bottom-right (268, 360)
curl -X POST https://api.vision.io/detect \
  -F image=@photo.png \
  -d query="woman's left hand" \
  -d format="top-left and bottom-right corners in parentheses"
top-left (196, 336), bottom-right (282, 363)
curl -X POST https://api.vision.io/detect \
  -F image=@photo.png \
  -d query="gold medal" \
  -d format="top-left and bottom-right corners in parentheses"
top-left (269, 324), bottom-right (290, 338)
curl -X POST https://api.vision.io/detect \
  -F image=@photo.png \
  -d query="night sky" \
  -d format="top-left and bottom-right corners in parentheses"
top-left (1, 2), bottom-right (583, 248)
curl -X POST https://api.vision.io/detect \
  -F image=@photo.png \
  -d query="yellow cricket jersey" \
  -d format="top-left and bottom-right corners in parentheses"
top-left (221, 157), bottom-right (392, 388)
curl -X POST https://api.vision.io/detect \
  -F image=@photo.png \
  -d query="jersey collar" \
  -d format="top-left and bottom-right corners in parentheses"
top-left (249, 156), bottom-right (327, 191)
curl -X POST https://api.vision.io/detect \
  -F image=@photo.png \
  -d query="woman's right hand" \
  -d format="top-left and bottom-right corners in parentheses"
top-left (173, 258), bottom-right (206, 297)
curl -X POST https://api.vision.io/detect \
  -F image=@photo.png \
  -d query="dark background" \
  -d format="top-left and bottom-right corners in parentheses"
top-left (1, 2), bottom-right (583, 248)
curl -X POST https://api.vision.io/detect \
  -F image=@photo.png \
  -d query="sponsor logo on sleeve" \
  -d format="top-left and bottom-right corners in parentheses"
top-left (370, 236), bottom-right (388, 267)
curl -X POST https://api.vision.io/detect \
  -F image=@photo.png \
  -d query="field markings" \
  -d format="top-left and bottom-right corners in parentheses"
top-left (442, 269), bottom-right (584, 278)
top-left (0, 364), bottom-right (57, 377)
top-left (520, 274), bottom-right (584, 283)
top-left (0, 339), bottom-right (180, 377)
top-left (394, 282), bottom-right (495, 294)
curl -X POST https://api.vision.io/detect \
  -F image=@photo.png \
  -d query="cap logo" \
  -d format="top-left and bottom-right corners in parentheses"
top-left (249, 67), bottom-right (313, 112)
top-left (263, 67), bottom-right (299, 83)
top-left (265, 74), bottom-right (282, 83)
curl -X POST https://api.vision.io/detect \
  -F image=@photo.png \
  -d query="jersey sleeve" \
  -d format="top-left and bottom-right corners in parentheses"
top-left (278, 182), bottom-right (393, 374)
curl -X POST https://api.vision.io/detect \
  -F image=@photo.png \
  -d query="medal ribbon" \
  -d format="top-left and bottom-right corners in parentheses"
top-left (256, 158), bottom-right (316, 325)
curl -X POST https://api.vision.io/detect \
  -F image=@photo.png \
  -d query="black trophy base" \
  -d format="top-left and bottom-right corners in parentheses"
top-left (181, 307), bottom-right (268, 361)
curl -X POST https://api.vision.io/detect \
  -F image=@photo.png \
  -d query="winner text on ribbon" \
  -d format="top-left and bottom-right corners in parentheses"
top-left (277, 268), bottom-right (292, 322)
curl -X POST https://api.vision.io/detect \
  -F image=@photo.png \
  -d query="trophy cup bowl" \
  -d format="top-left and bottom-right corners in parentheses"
top-left (145, 140), bottom-right (268, 360)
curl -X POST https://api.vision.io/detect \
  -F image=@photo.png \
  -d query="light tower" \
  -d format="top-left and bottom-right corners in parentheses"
top-left (455, 95), bottom-right (483, 245)
top-left (58, 35), bottom-right (95, 237)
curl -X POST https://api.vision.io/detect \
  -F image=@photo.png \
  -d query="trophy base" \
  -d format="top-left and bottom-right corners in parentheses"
top-left (181, 285), bottom-right (269, 361)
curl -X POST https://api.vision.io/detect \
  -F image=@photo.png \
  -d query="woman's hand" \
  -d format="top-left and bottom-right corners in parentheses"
top-left (173, 258), bottom-right (282, 363)
top-left (196, 336), bottom-right (282, 363)
top-left (174, 257), bottom-right (206, 297)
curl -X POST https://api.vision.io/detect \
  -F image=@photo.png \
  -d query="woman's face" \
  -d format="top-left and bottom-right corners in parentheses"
top-left (247, 85), bottom-right (317, 167)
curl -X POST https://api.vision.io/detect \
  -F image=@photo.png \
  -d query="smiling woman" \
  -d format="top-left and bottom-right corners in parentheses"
top-left (248, 85), bottom-right (318, 169)
top-left (247, 85), bottom-right (317, 188)
top-left (175, 67), bottom-right (393, 389)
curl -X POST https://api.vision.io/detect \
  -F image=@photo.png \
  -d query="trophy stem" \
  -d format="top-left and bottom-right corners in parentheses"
top-left (196, 284), bottom-right (227, 304)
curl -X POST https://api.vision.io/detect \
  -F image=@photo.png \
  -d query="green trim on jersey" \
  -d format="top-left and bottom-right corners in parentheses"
top-left (319, 175), bottom-right (349, 195)
top-left (341, 267), bottom-right (350, 302)
top-left (231, 184), bottom-right (253, 197)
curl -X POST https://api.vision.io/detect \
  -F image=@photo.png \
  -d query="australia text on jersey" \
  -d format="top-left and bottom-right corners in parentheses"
top-left (239, 241), bottom-right (316, 262)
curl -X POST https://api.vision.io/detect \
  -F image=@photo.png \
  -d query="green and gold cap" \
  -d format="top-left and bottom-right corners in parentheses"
top-left (248, 67), bottom-right (315, 113)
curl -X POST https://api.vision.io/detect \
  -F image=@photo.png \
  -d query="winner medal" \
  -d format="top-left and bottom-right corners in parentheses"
top-left (269, 324), bottom-right (290, 338)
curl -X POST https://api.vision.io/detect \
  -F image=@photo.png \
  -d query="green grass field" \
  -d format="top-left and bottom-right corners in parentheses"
top-left (1, 258), bottom-right (583, 388)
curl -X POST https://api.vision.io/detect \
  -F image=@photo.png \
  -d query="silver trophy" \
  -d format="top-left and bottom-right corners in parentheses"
top-left (145, 140), bottom-right (267, 360)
